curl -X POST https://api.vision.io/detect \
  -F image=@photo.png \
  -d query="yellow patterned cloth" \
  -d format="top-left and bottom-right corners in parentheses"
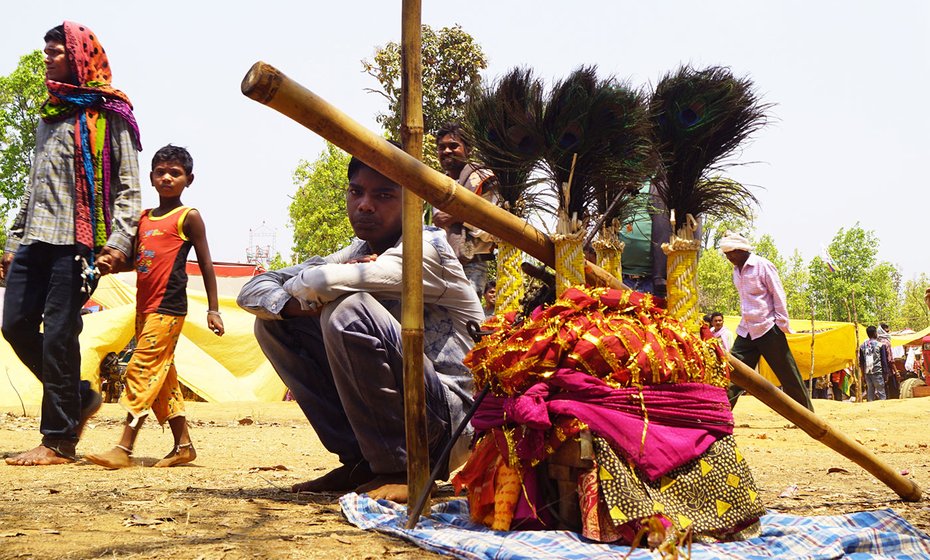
top-left (495, 241), bottom-right (524, 314)
top-left (553, 233), bottom-right (585, 296)
top-left (665, 247), bottom-right (700, 331)
top-left (593, 434), bottom-right (763, 543)
top-left (119, 312), bottom-right (186, 423)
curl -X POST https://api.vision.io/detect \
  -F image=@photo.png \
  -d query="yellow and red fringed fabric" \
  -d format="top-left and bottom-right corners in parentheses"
top-left (465, 286), bottom-right (730, 396)
top-left (454, 285), bottom-right (756, 541)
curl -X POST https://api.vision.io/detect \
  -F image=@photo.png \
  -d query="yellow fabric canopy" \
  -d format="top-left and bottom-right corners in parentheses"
top-left (720, 316), bottom-right (859, 384)
top-left (1, 275), bottom-right (285, 407)
top-left (891, 326), bottom-right (930, 347)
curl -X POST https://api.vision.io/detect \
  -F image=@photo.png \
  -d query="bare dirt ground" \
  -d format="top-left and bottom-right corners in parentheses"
top-left (1, 396), bottom-right (929, 559)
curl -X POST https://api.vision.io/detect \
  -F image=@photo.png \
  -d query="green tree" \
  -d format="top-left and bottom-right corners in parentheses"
top-left (362, 24), bottom-right (488, 143)
top-left (288, 142), bottom-right (353, 261)
top-left (753, 234), bottom-right (785, 276)
top-left (898, 274), bottom-right (930, 330)
top-left (868, 262), bottom-right (900, 326)
top-left (266, 252), bottom-right (292, 271)
top-left (700, 211), bottom-right (755, 252)
top-left (0, 50), bottom-right (45, 218)
top-left (697, 248), bottom-right (739, 315)
top-left (783, 249), bottom-right (811, 320)
top-left (808, 224), bottom-right (899, 325)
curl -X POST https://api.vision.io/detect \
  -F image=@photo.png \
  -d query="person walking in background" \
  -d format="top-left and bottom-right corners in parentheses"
top-left (86, 145), bottom-right (223, 469)
top-left (877, 323), bottom-right (900, 398)
top-left (719, 232), bottom-right (813, 411)
top-left (858, 326), bottom-right (889, 402)
top-left (1, 22), bottom-right (141, 466)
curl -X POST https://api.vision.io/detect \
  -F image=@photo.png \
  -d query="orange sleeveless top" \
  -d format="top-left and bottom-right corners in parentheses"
top-left (135, 206), bottom-right (194, 315)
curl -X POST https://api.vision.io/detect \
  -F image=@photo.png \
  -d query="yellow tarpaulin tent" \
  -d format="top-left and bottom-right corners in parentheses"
top-left (720, 316), bottom-right (859, 384)
top-left (892, 326), bottom-right (930, 347)
top-left (0, 275), bottom-right (285, 407)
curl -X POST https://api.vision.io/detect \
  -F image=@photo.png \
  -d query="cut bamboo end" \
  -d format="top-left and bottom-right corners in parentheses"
top-left (241, 61), bottom-right (281, 104)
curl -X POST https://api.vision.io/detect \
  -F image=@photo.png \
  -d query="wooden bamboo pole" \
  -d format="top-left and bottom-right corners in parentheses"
top-left (852, 288), bottom-right (862, 402)
top-left (399, 0), bottom-right (430, 528)
top-left (239, 62), bottom-right (619, 289)
top-left (239, 61), bottom-right (922, 503)
top-left (809, 297), bottom-right (815, 399)
top-left (728, 356), bottom-right (921, 501)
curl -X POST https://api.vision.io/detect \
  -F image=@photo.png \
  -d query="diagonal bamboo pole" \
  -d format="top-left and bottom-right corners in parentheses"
top-left (728, 357), bottom-right (920, 501)
top-left (399, 0), bottom-right (430, 529)
top-left (240, 61), bottom-right (922, 503)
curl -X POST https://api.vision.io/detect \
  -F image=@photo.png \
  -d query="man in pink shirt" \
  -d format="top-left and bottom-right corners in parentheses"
top-left (720, 232), bottom-right (813, 411)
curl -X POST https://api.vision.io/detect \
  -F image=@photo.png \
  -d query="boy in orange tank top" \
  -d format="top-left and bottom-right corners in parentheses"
top-left (87, 145), bottom-right (224, 469)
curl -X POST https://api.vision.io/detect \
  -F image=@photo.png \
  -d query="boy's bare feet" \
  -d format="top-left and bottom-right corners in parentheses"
top-left (85, 447), bottom-right (133, 469)
top-left (5, 445), bottom-right (74, 466)
top-left (153, 443), bottom-right (196, 468)
top-left (291, 461), bottom-right (375, 493)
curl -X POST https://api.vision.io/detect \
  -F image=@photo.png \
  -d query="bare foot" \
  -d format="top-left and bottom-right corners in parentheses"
top-left (356, 474), bottom-right (410, 502)
top-left (291, 461), bottom-right (375, 493)
top-left (85, 447), bottom-right (133, 469)
top-left (153, 444), bottom-right (196, 468)
top-left (5, 445), bottom-right (74, 466)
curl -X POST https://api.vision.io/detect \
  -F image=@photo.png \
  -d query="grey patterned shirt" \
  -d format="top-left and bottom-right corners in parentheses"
top-left (5, 115), bottom-right (141, 256)
top-left (237, 227), bottom-right (485, 403)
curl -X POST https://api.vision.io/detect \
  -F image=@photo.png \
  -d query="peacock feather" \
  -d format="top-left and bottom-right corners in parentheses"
top-left (650, 66), bottom-right (769, 225)
top-left (463, 67), bottom-right (549, 218)
top-left (540, 66), bottom-right (655, 226)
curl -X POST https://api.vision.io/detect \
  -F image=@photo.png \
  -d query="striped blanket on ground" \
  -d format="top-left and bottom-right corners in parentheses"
top-left (341, 493), bottom-right (930, 559)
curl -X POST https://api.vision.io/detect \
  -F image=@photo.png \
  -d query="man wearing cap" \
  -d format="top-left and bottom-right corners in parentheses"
top-left (719, 232), bottom-right (813, 411)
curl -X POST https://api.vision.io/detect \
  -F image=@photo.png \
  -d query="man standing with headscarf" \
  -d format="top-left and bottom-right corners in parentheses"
top-left (0, 22), bottom-right (141, 465)
top-left (719, 232), bottom-right (813, 411)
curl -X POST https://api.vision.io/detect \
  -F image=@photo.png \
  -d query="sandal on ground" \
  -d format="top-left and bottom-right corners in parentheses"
top-left (153, 442), bottom-right (196, 468)
top-left (85, 445), bottom-right (134, 469)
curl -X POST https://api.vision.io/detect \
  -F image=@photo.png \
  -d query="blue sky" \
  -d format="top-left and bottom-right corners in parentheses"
top-left (2, 1), bottom-right (928, 279)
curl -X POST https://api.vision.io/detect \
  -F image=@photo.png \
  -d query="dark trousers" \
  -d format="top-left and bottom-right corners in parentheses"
top-left (253, 292), bottom-right (457, 477)
top-left (728, 326), bottom-right (814, 411)
top-left (2, 243), bottom-right (94, 453)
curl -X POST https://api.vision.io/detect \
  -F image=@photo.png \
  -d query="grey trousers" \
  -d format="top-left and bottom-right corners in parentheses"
top-left (254, 293), bottom-right (455, 475)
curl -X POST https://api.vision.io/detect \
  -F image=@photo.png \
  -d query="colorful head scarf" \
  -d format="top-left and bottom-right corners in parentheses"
top-left (39, 21), bottom-right (141, 252)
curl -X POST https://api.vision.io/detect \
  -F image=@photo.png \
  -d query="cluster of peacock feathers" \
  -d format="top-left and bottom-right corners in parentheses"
top-left (650, 66), bottom-right (771, 227)
top-left (461, 64), bottom-right (770, 235)
top-left (463, 66), bottom-right (654, 232)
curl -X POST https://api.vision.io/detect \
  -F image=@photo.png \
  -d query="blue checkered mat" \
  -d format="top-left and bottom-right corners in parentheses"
top-left (341, 493), bottom-right (930, 559)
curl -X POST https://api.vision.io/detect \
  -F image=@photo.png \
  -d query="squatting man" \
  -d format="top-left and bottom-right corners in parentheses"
top-left (238, 152), bottom-right (484, 502)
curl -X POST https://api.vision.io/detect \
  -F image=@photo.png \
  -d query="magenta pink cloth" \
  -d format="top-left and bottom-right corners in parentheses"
top-left (473, 369), bottom-right (734, 481)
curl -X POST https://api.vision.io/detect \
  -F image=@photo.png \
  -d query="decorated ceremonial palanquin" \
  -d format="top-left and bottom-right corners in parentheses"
top-left (452, 286), bottom-right (765, 545)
